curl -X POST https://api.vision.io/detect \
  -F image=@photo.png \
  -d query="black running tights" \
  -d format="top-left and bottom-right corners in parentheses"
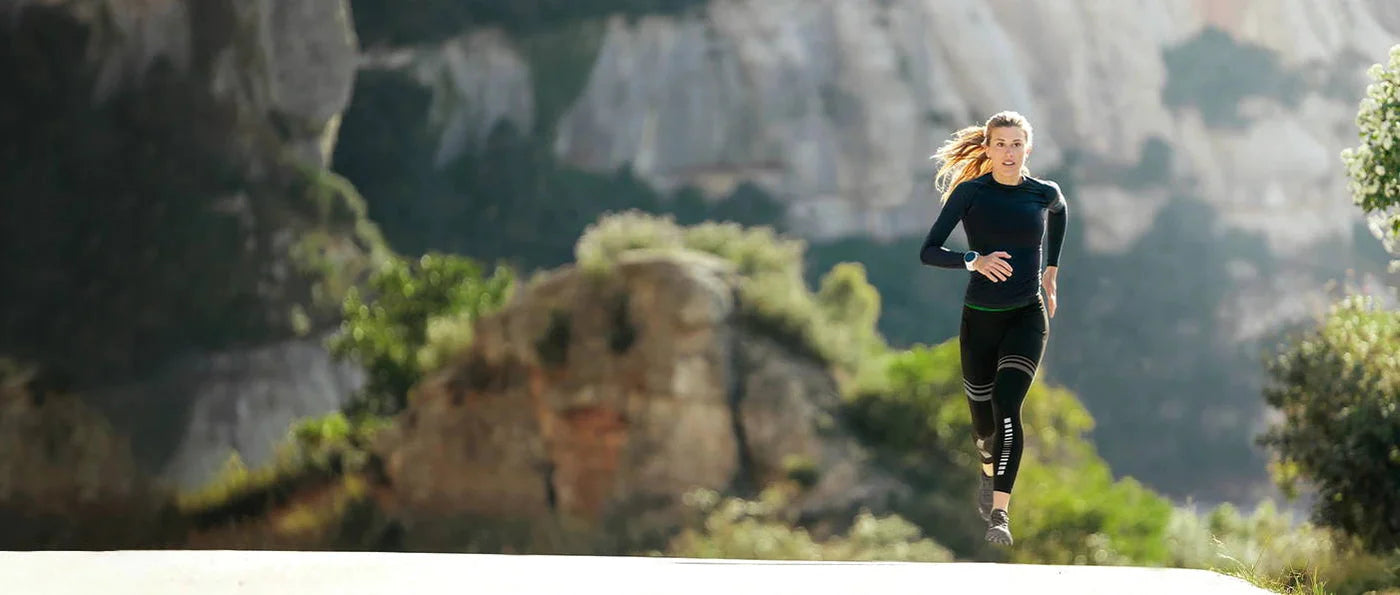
top-left (960, 299), bottom-right (1049, 494)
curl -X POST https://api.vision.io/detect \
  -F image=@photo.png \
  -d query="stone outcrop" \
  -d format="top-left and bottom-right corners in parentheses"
top-left (0, 0), bottom-right (379, 382)
top-left (375, 0), bottom-right (1400, 249)
top-left (87, 334), bottom-right (365, 490)
top-left (377, 253), bottom-right (904, 546)
top-left (0, 0), bottom-right (384, 486)
top-left (0, 361), bottom-right (174, 548)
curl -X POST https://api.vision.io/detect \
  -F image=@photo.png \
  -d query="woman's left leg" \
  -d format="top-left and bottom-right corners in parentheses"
top-left (985, 300), bottom-right (1049, 544)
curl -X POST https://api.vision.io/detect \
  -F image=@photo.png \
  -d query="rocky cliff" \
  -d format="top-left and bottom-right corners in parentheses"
top-left (377, 253), bottom-right (904, 550)
top-left (4, 0), bottom-right (1395, 512)
top-left (332, 0), bottom-right (1400, 503)
top-left (0, 0), bottom-right (382, 487)
top-left (365, 0), bottom-right (1396, 247)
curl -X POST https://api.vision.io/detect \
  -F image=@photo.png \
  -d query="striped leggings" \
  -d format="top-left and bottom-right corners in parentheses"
top-left (960, 298), bottom-right (1049, 493)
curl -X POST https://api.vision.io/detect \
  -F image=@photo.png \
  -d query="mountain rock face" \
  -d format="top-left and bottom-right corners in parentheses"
top-left (0, 0), bottom-right (383, 487)
top-left (342, 0), bottom-right (1400, 503)
top-left (378, 253), bottom-right (904, 548)
top-left (5, 0), bottom-right (1395, 514)
top-left (384, 0), bottom-right (1397, 247)
top-left (87, 335), bottom-right (365, 490)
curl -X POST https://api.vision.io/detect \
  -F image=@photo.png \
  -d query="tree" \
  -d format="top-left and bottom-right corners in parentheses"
top-left (1256, 44), bottom-right (1400, 555)
top-left (327, 253), bottom-right (515, 416)
top-left (1341, 44), bottom-right (1400, 268)
top-left (1258, 296), bottom-right (1400, 553)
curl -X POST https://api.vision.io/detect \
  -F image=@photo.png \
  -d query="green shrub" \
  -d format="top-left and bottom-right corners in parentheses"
top-left (290, 411), bottom-right (393, 472)
top-left (328, 252), bottom-right (515, 415)
top-left (574, 211), bottom-right (882, 383)
top-left (846, 339), bottom-right (1178, 564)
top-left (1258, 294), bottom-right (1400, 553)
top-left (1165, 500), bottom-right (1400, 595)
top-left (659, 483), bottom-right (954, 562)
top-left (575, 210), bottom-right (686, 274)
top-left (1010, 460), bottom-right (1173, 566)
top-left (844, 343), bottom-right (970, 454)
top-left (682, 220), bottom-right (806, 277)
top-left (176, 409), bottom-right (392, 536)
top-left (1168, 502), bottom-right (1332, 586)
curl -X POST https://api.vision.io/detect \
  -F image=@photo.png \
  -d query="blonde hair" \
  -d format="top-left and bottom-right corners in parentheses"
top-left (932, 111), bottom-right (1034, 203)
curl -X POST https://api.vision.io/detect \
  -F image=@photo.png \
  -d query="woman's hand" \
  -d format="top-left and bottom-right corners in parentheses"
top-left (1041, 265), bottom-right (1058, 318)
top-left (973, 251), bottom-right (1013, 282)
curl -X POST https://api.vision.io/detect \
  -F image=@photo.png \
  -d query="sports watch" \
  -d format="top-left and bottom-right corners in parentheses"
top-left (964, 250), bottom-right (979, 270)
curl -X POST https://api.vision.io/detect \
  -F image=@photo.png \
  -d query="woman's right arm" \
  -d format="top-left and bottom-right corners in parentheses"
top-left (919, 184), bottom-right (974, 268)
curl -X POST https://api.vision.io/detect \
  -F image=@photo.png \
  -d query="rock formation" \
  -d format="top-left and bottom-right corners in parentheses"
top-left (368, 0), bottom-right (1399, 247)
top-left (87, 334), bottom-right (365, 490)
top-left (378, 253), bottom-right (904, 548)
top-left (336, 0), bottom-right (1400, 502)
top-left (0, 0), bottom-right (383, 486)
top-left (0, 361), bottom-right (175, 548)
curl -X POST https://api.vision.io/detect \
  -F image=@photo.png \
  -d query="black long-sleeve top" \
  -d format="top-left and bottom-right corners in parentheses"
top-left (919, 172), bottom-right (1068, 310)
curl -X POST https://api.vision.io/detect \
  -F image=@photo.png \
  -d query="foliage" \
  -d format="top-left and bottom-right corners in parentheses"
top-left (575, 209), bottom-right (687, 274)
top-left (843, 344), bottom-right (969, 454)
top-left (332, 71), bottom-right (787, 277)
top-left (175, 410), bottom-right (390, 537)
top-left (1258, 295), bottom-right (1400, 553)
top-left (1010, 459), bottom-right (1172, 566)
top-left (660, 483), bottom-right (954, 562)
top-left (844, 340), bottom-right (1178, 563)
top-left (327, 252), bottom-right (515, 415)
top-left (290, 411), bottom-right (394, 473)
top-left (1166, 500), bottom-right (1400, 595)
top-left (573, 211), bottom-right (885, 382)
top-left (1341, 44), bottom-right (1400, 268)
top-left (175, 449), bottom-right (323, 525)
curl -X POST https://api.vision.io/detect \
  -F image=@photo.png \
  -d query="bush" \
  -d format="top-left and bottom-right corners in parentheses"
top-left (574, 211), bottom-right (884, 384)
top-left (1258, 295), bottom-right (1400, 553)
top-left (1010, 460), bottom-right (1172, 566)
top-left (998, 374), bottom-right (1175, 567)
top-left (845, 339), bottom-right (1178, 564)
top-left (658, 483), bottom-right (954, 562)
top-left (328, 252), bottom-right (515, 415)
top-left (1341, 44), bottom-right (1400, 268)
top-left (1165, 500), bottom-right (1400, 595)
top-left (575, 210), bottom-right (686, 274)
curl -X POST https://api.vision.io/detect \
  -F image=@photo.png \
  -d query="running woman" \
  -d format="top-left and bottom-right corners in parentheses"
top-left (918, 110), bottom-right (1069, 546)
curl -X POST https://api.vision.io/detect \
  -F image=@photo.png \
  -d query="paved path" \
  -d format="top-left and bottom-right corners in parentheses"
top-left (0, 550), bottom-right (1275, 594)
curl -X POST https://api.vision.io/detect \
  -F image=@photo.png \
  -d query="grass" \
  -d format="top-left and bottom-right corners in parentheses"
top-left (1217, 555), bottom-right (1333, 595)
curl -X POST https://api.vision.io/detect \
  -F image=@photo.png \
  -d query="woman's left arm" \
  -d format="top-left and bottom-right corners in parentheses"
top-left (1043, 184), bottom-right (1068, 318)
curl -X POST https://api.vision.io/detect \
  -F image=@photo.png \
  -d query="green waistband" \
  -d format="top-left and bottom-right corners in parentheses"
top-left (965, 303), bottom-right (1021, 312)
top-left (965, 296), bottom-right (1042, 312)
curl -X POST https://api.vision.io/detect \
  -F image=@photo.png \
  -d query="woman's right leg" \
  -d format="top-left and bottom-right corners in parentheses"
top-left (960, 307), bottom-right (1001, 521)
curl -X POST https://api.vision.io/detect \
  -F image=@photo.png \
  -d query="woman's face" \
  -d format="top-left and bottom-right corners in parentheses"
top-left (986, 126), bottom-right (1030, 179)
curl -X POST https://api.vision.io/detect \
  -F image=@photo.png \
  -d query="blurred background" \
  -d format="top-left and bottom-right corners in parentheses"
top-left (3, 1), bottom-right (1400, 593)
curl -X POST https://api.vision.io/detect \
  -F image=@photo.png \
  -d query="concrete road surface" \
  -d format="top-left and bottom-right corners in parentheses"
top-left (0, 550), bottom-right (1276, 594)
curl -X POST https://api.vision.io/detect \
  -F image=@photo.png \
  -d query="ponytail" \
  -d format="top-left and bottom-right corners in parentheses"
top-left (932, 125), bottom-right (993, 203)
top-left (931, 111), bottom-right (1034, 203)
